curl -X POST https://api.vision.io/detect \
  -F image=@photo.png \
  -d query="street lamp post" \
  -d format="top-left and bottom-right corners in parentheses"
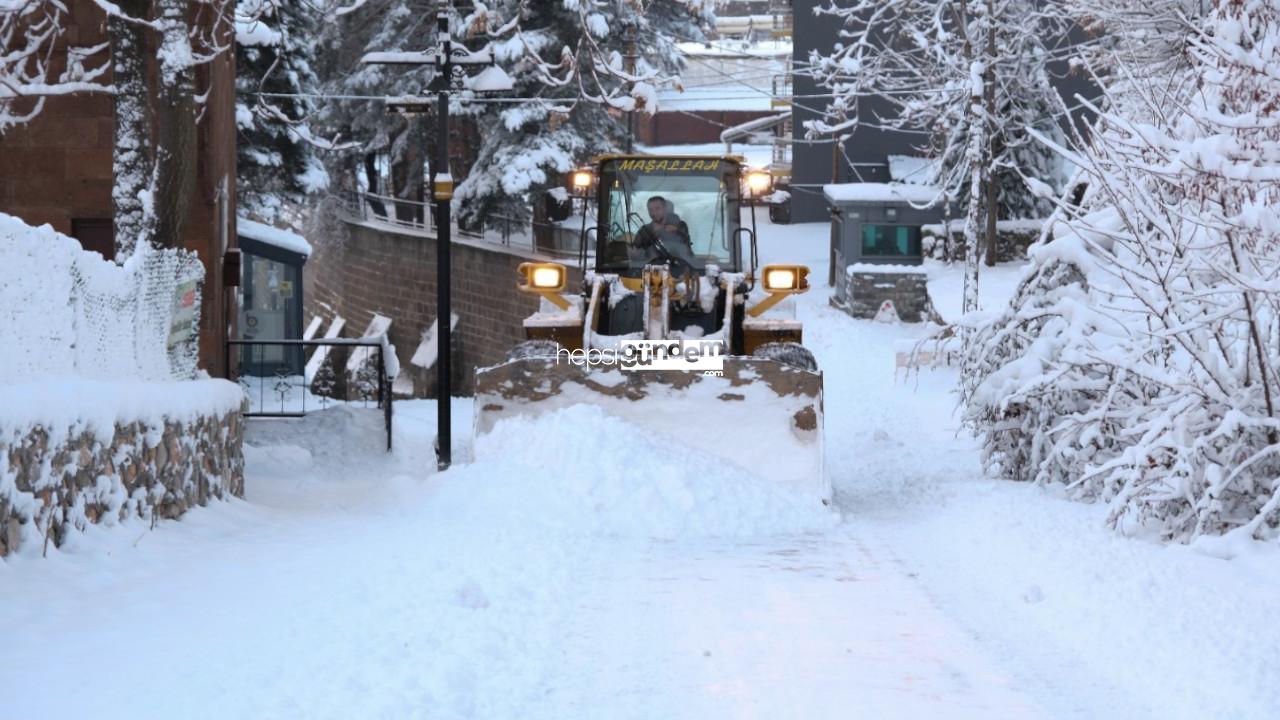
top-left (362, 4), bottom-right (514, 471)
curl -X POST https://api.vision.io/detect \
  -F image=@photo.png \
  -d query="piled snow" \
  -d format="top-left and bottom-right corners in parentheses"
top-left (0, 212), bottom-right (204, 383)
top-left (458, 405), bottom-right (836, 539)
top-left (2, 219), bottom-right (1280, 719)
top-left (0, 379), bottom-right (244, 439)
top-left (237, 216), bottom-right (312, 257)
top-left (922, 218), bottom-right (1044, 235)
top-left (676, 40), bottom-right (791, 58)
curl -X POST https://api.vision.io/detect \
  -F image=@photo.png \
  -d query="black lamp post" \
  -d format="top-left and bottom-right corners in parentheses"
top-left (362, 4), bottom-right (514, 470)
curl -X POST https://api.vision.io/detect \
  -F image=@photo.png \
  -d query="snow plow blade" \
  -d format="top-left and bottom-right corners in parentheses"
top-left (473, 357), bottom-right (828, 502)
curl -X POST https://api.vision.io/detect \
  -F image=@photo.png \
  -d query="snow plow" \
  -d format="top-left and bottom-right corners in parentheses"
top-left (475, 155), bottom-right (827, 502)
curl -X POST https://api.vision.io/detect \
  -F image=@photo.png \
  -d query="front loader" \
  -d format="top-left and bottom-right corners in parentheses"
top-left (474, 155), bottom-right (828, 502)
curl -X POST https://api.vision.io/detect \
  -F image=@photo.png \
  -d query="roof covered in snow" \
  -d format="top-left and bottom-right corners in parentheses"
top-left (237, 217), bottom-right (312, 258)
top-left (823, 183), bottom-right (942, 206)
top-left (657, 85), bottom-right (775, 112)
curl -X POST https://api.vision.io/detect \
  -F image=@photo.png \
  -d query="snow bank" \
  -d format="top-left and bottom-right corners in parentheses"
top-left (847, 262), bottom-right (928, 275)
top-left (445, 405), bottom-right (836, 539)
top-left (0, 212), bottom-right (205, 383)
top-left (0, 379), bottom-right (244, 440)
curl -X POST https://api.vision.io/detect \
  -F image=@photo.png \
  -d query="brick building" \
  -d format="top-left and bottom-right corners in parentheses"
top-left (0, 1), bottom-right (239, 376)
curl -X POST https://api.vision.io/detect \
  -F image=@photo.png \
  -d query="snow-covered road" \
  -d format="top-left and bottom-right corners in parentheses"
top-left (3, 220), bottom-right (1278, 719)
top-left (540, 531), bottom-right (1048, 719)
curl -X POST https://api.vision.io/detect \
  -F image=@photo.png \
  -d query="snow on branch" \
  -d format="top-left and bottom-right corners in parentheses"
top-left (962, 0), bottom-right (1280, 545)
top-left (0, 1), bottom-right (111, 131)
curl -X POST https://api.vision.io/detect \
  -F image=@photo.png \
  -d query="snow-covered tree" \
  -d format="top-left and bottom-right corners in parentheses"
top-left (311, 0), bottom-right (713, 224)
top-left (0, 1), bottom-right (111, 131)
top-left (809, 0), bottom-right (1071, 306)
top-left (311, 0), bottom-right (444, 220)
top-left (235, 0), bottom-right (329, 225)
top-left (962, 0), bottom-right (1280, 543)
top-left (451, 0), bottom-right (712, 223)
top-left (1, 0), bottom-right (238, 259)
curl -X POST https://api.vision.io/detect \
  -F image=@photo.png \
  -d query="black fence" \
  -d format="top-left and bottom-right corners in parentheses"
top-left (226, 338), bottom-right (394, 451)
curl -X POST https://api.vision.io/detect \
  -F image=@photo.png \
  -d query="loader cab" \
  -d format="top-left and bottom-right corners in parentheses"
top-left (593, 156), bottom-right (751, 278)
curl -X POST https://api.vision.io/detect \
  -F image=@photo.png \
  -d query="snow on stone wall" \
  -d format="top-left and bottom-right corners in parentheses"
top-left (0, 212), bottom-right (205, 383)
top-left (0, 381), bottom-right (246, 557)
top-left (0, 213), bottom-right (244, 556)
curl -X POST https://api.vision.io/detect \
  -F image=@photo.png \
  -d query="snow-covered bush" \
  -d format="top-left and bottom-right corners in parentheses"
top-left (963, 0), bottom-right (1280, 543)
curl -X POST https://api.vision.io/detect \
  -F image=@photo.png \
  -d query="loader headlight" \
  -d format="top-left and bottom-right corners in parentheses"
top-left (519, 262), bottom-right (567, 292)
top-left (763, 265), bottom-right (809, 293)
top-left (746, 169), bottom-right (772, 196)
top-left (570, 169), bottom-right (594, 194)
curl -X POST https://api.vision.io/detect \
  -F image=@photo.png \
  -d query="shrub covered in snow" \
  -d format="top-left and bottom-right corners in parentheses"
top-left (963, 0), bottom-right (1280, 543)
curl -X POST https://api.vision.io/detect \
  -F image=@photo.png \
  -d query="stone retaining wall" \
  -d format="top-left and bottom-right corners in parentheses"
top-left (0, 406), bottom-right (244, 557)
top-left (305, 201), bottom-right (582, 396)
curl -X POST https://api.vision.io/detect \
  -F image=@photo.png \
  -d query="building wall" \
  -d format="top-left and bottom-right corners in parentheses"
top-left (636, 110), bottom-right (773, 145)
top-left (0, 0), bottom-right (238, 378)
top-left (0, 1), bottom-right (114, 235)
top-left (305, 210), bottom-right (582, 396)
top-left (789, 5), bottom-right (922, 223)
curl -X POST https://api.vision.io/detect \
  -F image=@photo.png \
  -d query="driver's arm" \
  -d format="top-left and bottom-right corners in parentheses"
top-left (633, 223), bottom-right (656, 248)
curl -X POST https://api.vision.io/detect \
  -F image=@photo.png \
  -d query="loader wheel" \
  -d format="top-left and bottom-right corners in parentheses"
top-left (752, 342), bottom-right (818, 372)
top-left (507, 339), bottom-right (561, 361)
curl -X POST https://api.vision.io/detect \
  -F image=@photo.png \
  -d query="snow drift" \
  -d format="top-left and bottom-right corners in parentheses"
top-left (442, 405), bottom-right (836, 540)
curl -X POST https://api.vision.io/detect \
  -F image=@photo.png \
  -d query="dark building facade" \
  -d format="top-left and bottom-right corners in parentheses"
top-left (788, 1), bottom-right (1098, 223)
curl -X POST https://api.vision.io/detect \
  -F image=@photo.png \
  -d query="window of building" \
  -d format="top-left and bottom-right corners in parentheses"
top-left (861, 224), bottom-right (921, 258)
top-left (71, 218), bottom-right (115, 261)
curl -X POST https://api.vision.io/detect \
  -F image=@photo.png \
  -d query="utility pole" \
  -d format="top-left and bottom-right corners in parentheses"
top-left (623, 21), bottom-right (638, 153)
top-left (362, 3), bottom-right (513, 470)
top-left (434, 15), bottom-right (454, 470)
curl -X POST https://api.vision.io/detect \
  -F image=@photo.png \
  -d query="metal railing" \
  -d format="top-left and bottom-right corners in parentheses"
top-left (339, 190), bottom-right (436, 236)
top-left (338, 189), bottom-right (584, 262)
top-left (226, 338), bottom-right (394, 451)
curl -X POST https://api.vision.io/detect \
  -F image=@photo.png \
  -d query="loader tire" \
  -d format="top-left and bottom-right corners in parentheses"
top-left (507, 339), bottom-right (561, 361)
top-left (752, 342), bottom-right (818, 372)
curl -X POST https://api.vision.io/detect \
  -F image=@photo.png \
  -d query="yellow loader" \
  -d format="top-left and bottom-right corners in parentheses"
top-left (474, 155), bottom-right (827, 502)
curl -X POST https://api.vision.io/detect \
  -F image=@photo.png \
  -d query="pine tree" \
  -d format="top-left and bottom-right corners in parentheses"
top-left (310, 1), bottom-right (712, 224)
top-left (453, 1), bottom-right (711, 224)
top-left (236, 0), bottom-right (328, 225)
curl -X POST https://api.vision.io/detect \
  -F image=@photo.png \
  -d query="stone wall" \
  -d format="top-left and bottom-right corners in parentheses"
top-left (305, 202), bottom-right (582, 396)
top-left (0, 399), bottom-right (244, 558)
top-left (834, 266), bottom-right (934, 323)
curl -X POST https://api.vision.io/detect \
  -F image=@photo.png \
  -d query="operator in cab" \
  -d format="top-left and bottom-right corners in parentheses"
top-left (633, 196), bottom-right (697, 269)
